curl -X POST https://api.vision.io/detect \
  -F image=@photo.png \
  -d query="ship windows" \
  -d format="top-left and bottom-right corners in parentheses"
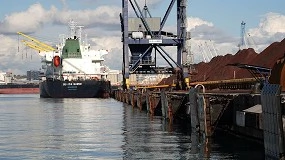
top-left (63, 71), bottom-right (76, 74)
top-left (77, 49), bottom-right (80, 52)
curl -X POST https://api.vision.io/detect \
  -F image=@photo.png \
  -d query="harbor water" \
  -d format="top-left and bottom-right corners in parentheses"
top-left (0, 94), bottom-right (264, 159)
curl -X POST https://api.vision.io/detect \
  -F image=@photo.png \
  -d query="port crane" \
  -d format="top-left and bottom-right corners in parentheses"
top-left (121, 0), bottom-right (189, 90)
top-left (17, 32), bottom-right (56, 53)
top-left (21, 40), bottom-right (53, 53)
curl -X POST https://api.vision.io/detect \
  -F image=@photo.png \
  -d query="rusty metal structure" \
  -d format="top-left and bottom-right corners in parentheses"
top-left (120, 0), bottom-right (189, 89)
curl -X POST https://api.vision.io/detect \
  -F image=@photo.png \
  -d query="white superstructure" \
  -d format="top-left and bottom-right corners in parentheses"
top-left (0, 72), bottom-right (12, 84)
top-left (40, 20), bottom-right (109, 81)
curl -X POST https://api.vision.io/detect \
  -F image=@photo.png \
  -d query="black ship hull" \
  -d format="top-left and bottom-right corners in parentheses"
top-left (40, 80), bottom-right (111, 98)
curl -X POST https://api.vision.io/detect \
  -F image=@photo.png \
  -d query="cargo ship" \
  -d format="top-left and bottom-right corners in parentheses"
top-left (0, 83), bottom-right (39, 94)
top-left (0, 72), bottom-right (39, 94)
top-left (39, 20), bottom-right (111, 98)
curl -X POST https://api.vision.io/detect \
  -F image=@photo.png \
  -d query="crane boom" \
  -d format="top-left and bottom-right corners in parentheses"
top-left (21, 40), bottom-right (53, 52)
top-left (17, 32), bottom-right (56, 52)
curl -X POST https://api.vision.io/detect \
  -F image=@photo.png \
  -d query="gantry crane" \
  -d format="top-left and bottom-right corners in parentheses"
top-left (121, 0), bottom-right (190, 90)
top-left (17, 32), bottom-right (56, 53)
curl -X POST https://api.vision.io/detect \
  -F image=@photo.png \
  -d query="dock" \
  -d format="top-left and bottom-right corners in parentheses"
top-left (113, 82), bottom-right (285, 159)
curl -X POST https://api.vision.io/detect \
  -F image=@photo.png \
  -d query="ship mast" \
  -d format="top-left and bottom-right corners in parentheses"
top-left (77, 26), bottom-right (84, 44)
top-left (68, 20), bottom-right (77, 39)
top-left (68, 20), bottom-right (86, 47)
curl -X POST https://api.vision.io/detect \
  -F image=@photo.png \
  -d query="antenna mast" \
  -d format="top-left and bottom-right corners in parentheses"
top-left (69, 20), bottom-right (77, 39)
top-left (77, 25), bottom-right (84, 44)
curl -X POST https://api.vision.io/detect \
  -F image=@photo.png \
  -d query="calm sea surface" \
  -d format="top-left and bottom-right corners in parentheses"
top-left (0, 94), bottom-right (264, 159)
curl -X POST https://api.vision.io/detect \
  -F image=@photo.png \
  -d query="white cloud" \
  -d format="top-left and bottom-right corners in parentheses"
top-left (184, 17), bottom-right (238, 63)
top-left (0, 3), bottom-right (121, 34)
top-left (250, 12), bottom-right (285, 36)
top-left (187, 17), bottom-right (213, 31)
top-left (244, 12), bottom-right (285, 52)
top-left (54, 5), bottom-right (121, 27)
top-left (0, 3), bottom-right (56, 33)
top-left (187, 17), bottom-right (236, 44)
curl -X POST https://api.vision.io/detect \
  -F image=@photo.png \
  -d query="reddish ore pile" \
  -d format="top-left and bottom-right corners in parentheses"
top-left (193, 38), bottom-right (285, 82)
top-left (158, 38), bottom-right (285, 84)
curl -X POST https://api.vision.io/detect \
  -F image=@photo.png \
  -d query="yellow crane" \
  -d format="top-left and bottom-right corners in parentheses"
top-left (21, 40), bottom-right (53, 53)
top-left (17, 32), bottom-right (56, 53)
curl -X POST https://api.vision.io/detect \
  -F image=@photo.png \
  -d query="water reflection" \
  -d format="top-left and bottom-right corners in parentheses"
top-left (121, 102), bottom-right (265, 160)
top-left (41, 98), bottom-right (125, 159)
top-left (0, 95), bottom-right (264, 159)
top-left (122, 103), bottom-right (193, 159)
top-left (0, 97), bottom-right (125, 159)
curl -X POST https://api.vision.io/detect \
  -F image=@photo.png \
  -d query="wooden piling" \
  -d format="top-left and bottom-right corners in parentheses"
top-left (137, 93), bottom-right (142, 110)
top-left (146, 91), bottom-right (150, 112)
top-left (130, 91), bottom-right (136, 108)
top-left (168, 99), bottom-right (173, 123)
top-left (161, 89), bottom-right (167, 118)
top-left (204, 95), bottom-right (212, 137)
top-left (189, 88), bottom-right (199, 132)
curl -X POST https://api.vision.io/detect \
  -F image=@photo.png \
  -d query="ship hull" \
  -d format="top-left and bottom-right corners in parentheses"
top-left (0, 84), bottom-right (39, 94)
top-left (40, 80), bottom-right (111, 98)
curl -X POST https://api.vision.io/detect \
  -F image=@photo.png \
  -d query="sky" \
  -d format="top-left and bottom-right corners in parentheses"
top-left (0, 0), bottom-right (284, 74)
